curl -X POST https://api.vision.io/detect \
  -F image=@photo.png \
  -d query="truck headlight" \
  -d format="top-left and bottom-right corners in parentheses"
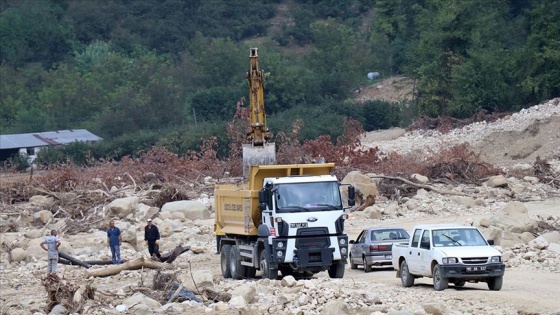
top-left (442, 257), bottom-right (458, 264)
top-left (339, 238), bottom-right (346, 245)
top-left (277, 251), bottom-right (283, 257)
top-left (341, 247), bottom-right (347, 254)
top-left (277, 241), bottom-right (284, 248)
top-left (490, 256), bottom-right (502, 263)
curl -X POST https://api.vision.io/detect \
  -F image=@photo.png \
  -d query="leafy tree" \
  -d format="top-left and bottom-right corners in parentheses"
top-left (521, 0), bottom-right (560, 103)
top-left (189, 86), bottom-right (243, 122)
top-left (361, 100), bottom-right (401, 131)
top-left (0, 0), bottom-right (74, 67)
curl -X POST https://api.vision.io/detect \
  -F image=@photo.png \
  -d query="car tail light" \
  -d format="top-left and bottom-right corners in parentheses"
top-left (369, 245), bottom-right (390, 252)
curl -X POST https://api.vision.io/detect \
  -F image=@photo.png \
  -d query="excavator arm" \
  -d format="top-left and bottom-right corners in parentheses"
top-left (242, 48), bottom-right (276, 177)
top-left (247, 47), bottom-right (270, 146)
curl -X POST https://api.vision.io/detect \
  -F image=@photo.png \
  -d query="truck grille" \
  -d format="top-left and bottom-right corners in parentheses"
top-left (296, 237), bottom-right (330, 249)
top-left (295, 227), bottom-right (330, 249)
top-left (462, 257), bottom-right (488, 264)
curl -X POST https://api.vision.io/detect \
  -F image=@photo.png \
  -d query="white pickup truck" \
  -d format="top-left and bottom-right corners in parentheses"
top-left (392, 224), bottom-right (505, 291)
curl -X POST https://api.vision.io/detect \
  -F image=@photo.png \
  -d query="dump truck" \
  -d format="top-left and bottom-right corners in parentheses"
top-left (215, 163), bottom-right (355, 279)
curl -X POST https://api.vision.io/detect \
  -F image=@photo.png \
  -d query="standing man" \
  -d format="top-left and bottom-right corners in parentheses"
top-left (144, 219), bottom-right (161, 259)
top-left (107, 220), bottom-right (122, 264)
top-left (40, 230), bottom-right (61, 274)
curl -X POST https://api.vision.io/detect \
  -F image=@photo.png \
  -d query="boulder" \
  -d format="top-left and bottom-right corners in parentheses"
top-left (528, 237), bottom-right (549, 250)
top-left (228, 296), bottom-right (247, 310)
top-left (411, 173), bottom-right (429, 183)
top-left (490, 201), bottom-right (537, 233)
top-left (452, 196), bottom-right (476, 208)
top-left (547, 243), bottom-right (560, 254)
top-left (121, 228), bottom-right (137, 247)
top-left (539, 231), bottom-right (560, 244)
top-left (161, 200), bottom-right (210, 220)
top-left (281, 275), bottom-right (297, 287)
top-left (122, 292), bottom-right (161, 310)
top-left (486, 175), bottom-right (508, 188)
top-left (364, 206), bottom-right (382, 220)
top-left (342, 171), bottom-right (378, 210)
top-left (10, 247), bottom-right (27, 262)
top-left (231, 284), bottom-right (256, 303)
top-left (180, 269), bottom-right (213, 292)
top-left (106, 197), bottom-right (139, 219)
top-left (321, 300), bottom-right (350, 315)
top-left (33, 210), bottom-right (53, 224)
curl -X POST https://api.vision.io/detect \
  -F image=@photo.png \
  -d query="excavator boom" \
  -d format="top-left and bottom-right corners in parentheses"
top-left (242, 48), bottom-right (276, 176)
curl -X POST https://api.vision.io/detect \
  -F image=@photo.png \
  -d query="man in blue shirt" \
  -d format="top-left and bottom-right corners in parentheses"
top-left (107, 220), bottom-right (122, 264)
top-left (40, 230), bottom-right (61, 274)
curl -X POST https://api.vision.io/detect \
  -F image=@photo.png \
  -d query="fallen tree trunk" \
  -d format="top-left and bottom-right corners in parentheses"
top-left (369, 175), bottom-right (469, 196)
top-left (86, 257), bottom-right (174, 277)
top-left (59, 259), bottom-right (130, 266)
top-left (59, 251), bottom-right (91, 269)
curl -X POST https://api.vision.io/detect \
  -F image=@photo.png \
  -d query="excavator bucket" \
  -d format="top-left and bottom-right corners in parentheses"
top-left (242, 143), bottom-right (276, 178)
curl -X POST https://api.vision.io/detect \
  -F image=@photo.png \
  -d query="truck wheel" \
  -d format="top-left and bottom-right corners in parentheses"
top-left (229, 245), bottom-right (246, 280)
top-left (487, 276), bottom-right (503, 291)
top-left (363, 256), bottom-right (372, 273)
top-left (259, 249), bottom-right (278, 280)
top-left (432, 264), bottom-right (448, 291)
top-left (400, 260), bottom-right (414, 287)
top-left (220, 244), bottom-right (232, 278)
top-left (349, 254), bottom-right (357, 270)
top-left (328, 261), bottom-right (345, 278)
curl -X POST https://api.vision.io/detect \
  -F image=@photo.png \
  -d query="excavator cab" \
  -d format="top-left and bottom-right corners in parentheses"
top-left (242, 48), bottom-right (276, 176)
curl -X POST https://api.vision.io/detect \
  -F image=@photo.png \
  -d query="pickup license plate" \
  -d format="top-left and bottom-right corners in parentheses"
top-left (290, 222), bottom-right (308, 228)
top-left (466, 266), bottom-right (486, 272)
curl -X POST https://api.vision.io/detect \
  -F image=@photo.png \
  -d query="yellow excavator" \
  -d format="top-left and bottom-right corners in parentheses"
top-left (242, 47), bottom-right (276, 177)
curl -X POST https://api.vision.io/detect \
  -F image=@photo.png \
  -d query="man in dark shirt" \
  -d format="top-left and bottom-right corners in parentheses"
top-left (144, 219), bottom-right (161, 259)
top-left (106, 220), bottom-right (122, 264)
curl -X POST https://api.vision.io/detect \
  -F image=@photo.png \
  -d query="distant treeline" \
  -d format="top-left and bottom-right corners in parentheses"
top-left (0, 0), bottom-right (558, 161)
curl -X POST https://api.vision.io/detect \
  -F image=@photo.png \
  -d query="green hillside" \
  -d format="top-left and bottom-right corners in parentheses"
top-left (1, 0), bottom-right (558, 161)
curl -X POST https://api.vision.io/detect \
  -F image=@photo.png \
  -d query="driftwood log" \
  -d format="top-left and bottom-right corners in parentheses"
top-left (369, 175), bottom-right (469, 196)
top-left (86, 257), bottom-right (175, 277)
top-left (59, 251), bottom-right (92, 268)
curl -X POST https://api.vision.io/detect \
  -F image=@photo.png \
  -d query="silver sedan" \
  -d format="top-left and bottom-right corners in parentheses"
top-left (349, 227), bottom-right (409, 272)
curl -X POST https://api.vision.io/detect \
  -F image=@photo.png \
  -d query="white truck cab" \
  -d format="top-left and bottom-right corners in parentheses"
top-left (392, 223), bottom-right (505, 291)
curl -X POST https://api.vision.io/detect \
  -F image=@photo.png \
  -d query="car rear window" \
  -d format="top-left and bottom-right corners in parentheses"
top-left (371, 229), bottom-right (409, 241)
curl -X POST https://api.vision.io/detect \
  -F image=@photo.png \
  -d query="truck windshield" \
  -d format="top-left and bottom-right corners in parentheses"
top-left (432, 228), bottom-right (488, 247)
top-left (275, 182), bottom-right (342, 212)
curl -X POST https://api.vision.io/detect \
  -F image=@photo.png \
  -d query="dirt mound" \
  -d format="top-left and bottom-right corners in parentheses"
top-left (355, 76), bottom-right (414, 104)
top-left (475, 115), bottom-right (560, 166)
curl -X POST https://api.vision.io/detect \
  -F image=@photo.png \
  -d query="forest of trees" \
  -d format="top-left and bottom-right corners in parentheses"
top-left (1, 0), bottom-right (559, 162)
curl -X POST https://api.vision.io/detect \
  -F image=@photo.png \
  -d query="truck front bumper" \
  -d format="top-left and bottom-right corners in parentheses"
top-left (272, 235), bottom-right (348, 268)
top-left (441, 263), bottom-right (505, 279)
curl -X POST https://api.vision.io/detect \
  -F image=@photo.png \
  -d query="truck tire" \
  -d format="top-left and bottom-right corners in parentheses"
top-left (259, 249), bottom-right (278, 280)
top-left (363, 256), bottom-right (372, 273)
top-left (400, 260), bottom-right (414, 287)
top-left (328, 261), bottom-right (345, 278)
top-left (220, 244), bottom-right (232, 278)
top-left (349, 254), bottom-right (358, 270)
top-left (432, 264), bottom-right (448, 291)
top-left (487, 276), bottom-right (503, 291)
top-left (230, 245), bottom-right (246, 280)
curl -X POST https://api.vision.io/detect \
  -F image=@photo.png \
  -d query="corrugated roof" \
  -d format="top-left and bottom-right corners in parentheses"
top-left (0, 129), bottom-right (103, 149)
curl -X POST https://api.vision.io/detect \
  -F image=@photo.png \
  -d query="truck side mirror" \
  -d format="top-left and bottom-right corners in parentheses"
top-left (487, 239), bottom-right (494, 245)
top-left (348, 186), bottom-right (356, 207)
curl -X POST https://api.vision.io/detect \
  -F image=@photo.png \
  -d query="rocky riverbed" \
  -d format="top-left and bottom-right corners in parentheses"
top-left (1, 98), bottom-right (559, 315)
